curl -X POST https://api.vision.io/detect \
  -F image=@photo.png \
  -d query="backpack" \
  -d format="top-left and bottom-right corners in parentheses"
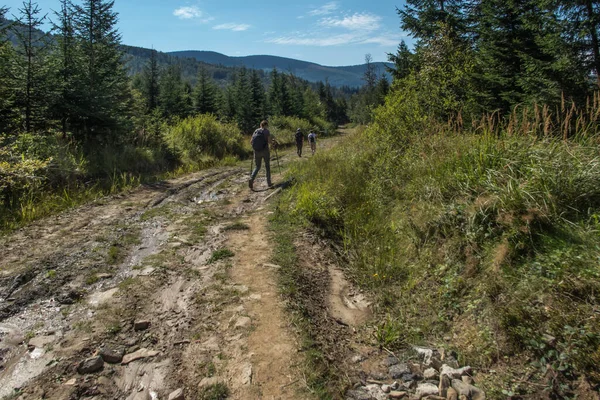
top-left (251, 128), bottom-right (268, 151)
top-left (295, 130), bottom-right (303, 141)
top-left (308, 133), bottom-right (316, 143)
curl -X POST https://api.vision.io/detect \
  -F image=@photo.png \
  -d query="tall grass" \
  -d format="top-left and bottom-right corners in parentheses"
top-left (284, 87), bottom-right (600, 396)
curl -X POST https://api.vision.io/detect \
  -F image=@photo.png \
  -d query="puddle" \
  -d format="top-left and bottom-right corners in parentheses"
top-left (126, 224), bottom-right (169, 271)
top-left (328, 267), bottom-right (371, 326)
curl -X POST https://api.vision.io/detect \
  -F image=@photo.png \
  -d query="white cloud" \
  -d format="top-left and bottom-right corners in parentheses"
top-left (360, 34), bottom-right (404, 47)
top-left (173, 6), bottom-right (203, 20)
top-left (320, 12), bottom-right (381, 31)
top-left (213, 23), bottom-right (251, 32)
top-left (308, 2), bottom-right (339, 16)
top-left (267, 33), bottom-right (359, 47)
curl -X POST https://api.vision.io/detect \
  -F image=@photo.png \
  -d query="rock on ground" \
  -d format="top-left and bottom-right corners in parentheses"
top-left (77, 356), bottom-right (103, 374)
top-left (168, 388), bottom-right (184, 400)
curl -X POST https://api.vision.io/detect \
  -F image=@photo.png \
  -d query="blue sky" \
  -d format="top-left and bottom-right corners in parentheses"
top-left (3, 0), bottom-right (410, 66)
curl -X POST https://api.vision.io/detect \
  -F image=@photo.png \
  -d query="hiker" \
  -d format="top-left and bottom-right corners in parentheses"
top-left (249, 120), bottom-right (274, 190)
top-left (308, 130), bottom-right (317, 155)
top-left (295, 128), bottom-right (304, 157)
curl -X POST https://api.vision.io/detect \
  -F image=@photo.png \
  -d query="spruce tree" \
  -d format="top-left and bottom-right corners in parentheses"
top-left (194, 66), bottom-right (218, 115)
top-left (158, 64), bottom-right (189, 118)
top-left (250, 69), bottom-right (266, 123)
top-left (12, 0), bottom-right (52, 133)
top-left (49, 0), bottom-right (80, 136)
top-left (234, 67), bottom-right (254, 133)
top-left (72, 0), bottom-right (131, 143)
top-left (0, 7), bottom-right (18, 134)
top-left (141, 49), bottom-right (160, 113)
top-left (387, 40), bottom-right (414, 81)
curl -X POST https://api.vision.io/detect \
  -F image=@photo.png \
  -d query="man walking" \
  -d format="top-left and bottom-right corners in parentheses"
top-left (249, 120), bottom-right (274, 190)
top-left (295, 128), bottom-right (304, 157)
top-left (308, 130), bottom-right (317, 155)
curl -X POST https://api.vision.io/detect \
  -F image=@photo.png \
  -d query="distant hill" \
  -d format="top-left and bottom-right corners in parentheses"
top-left (168, 51), bottom-right (392, 88)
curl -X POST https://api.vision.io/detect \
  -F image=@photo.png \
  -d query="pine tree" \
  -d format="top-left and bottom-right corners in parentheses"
top-left (234, 67), bottom-right (254, 133)
top-left (49, 0), bottom-right (80, 136)
top-left (268, 69), bottom-right (292, 116)
top-left (12, 0), bottom-right (52, 133)
top-left (193, 66), bottom-right (218, 115)
top-left (158, 64), bottom-right (189, 118)
top-left (250, 69), bottom-right (266, 123)
top-left (0, 7), bottom-right (18, 134)
top-left (72, 0), bottom-right (131, 142)
top-left (387, 40), bottom-right (414, 81)
top-left (141, 49), bottom-right (160, 113)
top-left (399, 0), bottom-right (469, 41)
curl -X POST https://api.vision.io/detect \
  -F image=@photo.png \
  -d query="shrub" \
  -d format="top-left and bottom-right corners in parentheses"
top-left (164, 114), bottom-right (248, 167)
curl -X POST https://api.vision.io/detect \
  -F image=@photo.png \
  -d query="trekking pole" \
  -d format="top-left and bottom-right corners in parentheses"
top-left (250, 155), bottom-right (253, 176)
top-left (274, 145), bottom-right (282, 175)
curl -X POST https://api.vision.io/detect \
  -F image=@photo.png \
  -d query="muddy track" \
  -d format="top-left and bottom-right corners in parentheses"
top-left (0, 163), bottom-right (309, 400)
top-left (0, 133), bottom-right (380, 400)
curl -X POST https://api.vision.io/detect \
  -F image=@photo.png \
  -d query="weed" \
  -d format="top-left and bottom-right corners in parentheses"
top-left (73, 320), bottom-right (93, 333)
top-left (198, 383), bottom-right (229, 400)
top-left (85, 274), bottom-right (99, 285)
top-left (224, 222), bottom-right (250, 231)
top-left (107, 245), bottom-right (123, 265)
top-left (208, 248), bottom-right (234, 264)
top-left (46, 270), bottom-right (56, 279)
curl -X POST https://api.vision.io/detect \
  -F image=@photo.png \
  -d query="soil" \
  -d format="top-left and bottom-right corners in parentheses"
top-left (0, 133), bottom-right (377, 400)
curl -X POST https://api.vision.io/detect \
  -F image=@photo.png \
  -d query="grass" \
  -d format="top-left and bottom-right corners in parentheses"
top-left (224, 221), bottom-right (250, 231)
top-left (207, 248), bottom-right (235, 264)
top-left (198, 383), bottom-right (229, 400)
top-left (269, 208), bottom-right (339, 399)
top-left (282, 108), bottom-right (600, 396)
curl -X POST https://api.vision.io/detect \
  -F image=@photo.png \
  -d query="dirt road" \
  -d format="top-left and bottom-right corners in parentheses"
top-left (0, 144), bottom-right (314, 399)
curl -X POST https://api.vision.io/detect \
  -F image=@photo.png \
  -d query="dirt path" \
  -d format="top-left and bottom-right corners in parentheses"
top-left (0, 148), bottom-right (309, 399)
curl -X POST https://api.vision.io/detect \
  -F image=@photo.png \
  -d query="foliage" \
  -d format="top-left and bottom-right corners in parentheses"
top-left (285, 85), bottom-right (600, 394)
top-left (163, 114), bottom-right (247, 167)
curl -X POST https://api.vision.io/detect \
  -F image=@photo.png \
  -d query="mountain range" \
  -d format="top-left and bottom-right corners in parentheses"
top-left (167, 50), bottom-right (392, 88)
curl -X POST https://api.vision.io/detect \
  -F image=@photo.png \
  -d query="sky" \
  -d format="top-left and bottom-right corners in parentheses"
top-left (2, 0), bottom-right (411, 66)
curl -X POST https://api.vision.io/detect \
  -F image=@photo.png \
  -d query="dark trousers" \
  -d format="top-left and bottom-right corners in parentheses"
top-left (250, 149), bottom-right (271, 185)
top-left (296, 141), bottom-right (303, 156)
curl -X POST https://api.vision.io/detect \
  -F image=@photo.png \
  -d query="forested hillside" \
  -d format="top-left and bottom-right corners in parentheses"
top-left (168, 50), bottom-right (393, 87)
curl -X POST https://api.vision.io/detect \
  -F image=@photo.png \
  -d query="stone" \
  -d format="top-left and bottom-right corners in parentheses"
top-left (439, 365), bottom-right (472, 379)
top-left (63, 378), bottom-right (77, 386)
top-left (235, 316), bottom-right (251, 329)
top-left (96, 273), bottom-right (113, 280)
top-left (364, 384), bottom-right (387, 400)
top-left (28, 335), bottom-right (57, 349)
top-left (446, 388), bottom-right (458, 400)
top-left (381, 384), bottom-right (391, 393)
top-left (198, 377), bottom-right (221, 389)
top-left (389, 391), bottom-right (407, 399)
top-left (352, 355), bottom-right (364, 363)
top-left (346, 389), bottom-right (371, 400)
top-left (199, 337), bottom-right (220, 352)
top-left (542, 333), bottom-right (556, 346)
top-left (134, 320), bottom-right (151, 331)
top-left (389, 363), bottom-right (411, 379)
top-left (168, 388), bottom-right (184, 400)
top-left (383, 356), bottom-right (400, 366)
top-left (240, 363), bottom-right (252, 385)
top-left (424, 397), bottom-right (446, 400)
top-left (439, 375), bottom-right (451, 398)
top-left (451, 379), bottom-right (485, 400)
top-left (461, 376), bottom-right (473, 385)
top-left (413, 346), bottom-right (434, 366)
top-left (77, 356), bottom-right (104, 374)
top-left (391, 381), bottom-right (399, 390)
top-left (424, 368), bottom-right (438, 380)
top-left (100, 348), bottom-right (123, 364)
top-left (416, 383), bottom-right (440, 399)
top-left (122, 348), bottom-right (159, 365)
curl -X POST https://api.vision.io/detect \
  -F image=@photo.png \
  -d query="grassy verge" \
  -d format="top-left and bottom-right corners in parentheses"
top-left (281, 112), bottom-right (600, 398)
top-left (270, 202), bottom-right (346, 399)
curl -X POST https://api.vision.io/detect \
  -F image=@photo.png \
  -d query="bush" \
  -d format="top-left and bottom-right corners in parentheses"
top-left (164, 114), bottom-right (248, 167)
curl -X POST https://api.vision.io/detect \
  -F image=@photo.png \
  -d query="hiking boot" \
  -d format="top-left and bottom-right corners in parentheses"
top-left (267, 183), bottom-right (274, 189)
top-left (248, 180), bottom-right (253, 190)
